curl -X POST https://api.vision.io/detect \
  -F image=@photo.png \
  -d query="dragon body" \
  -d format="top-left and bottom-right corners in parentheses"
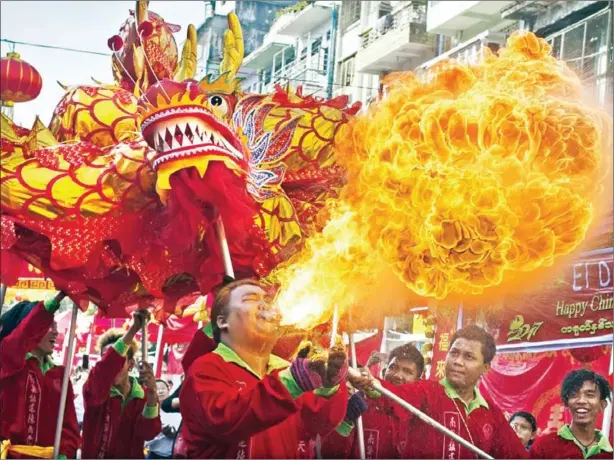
top-left (1, 2), bottom-right (358, 318)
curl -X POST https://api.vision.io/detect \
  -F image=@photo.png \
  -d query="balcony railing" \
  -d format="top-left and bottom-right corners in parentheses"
top-left (360, 3), bottom-right (428, 50)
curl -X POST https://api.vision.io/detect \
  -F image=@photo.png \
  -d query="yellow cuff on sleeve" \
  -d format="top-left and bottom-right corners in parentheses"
top-left (314, 385), bottom-right (339, 398)
top-left (43, 298), bottom-right (61, 314)
top-left (113, 338), bottom-right (130, 357)
top-left (336, 420), bottom-right (355, 437)
top-left (278, 368), bottom-right (304, 399)
top-left (143, 403), bottom-right (159, 419)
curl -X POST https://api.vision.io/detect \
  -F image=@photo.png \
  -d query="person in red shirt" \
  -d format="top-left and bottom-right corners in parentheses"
top-left (322, 343), bottom-right (425, 458)
top-left (81, 311), bottom-right (161, 459)
top-left (180, 278), bottom-right (349, 459)
top-left (530, 369), bottom-right (612, 459)
top-left (350, 325), bottom-right (528, 459)
top-left (0, 292), bottom-right (80, 459)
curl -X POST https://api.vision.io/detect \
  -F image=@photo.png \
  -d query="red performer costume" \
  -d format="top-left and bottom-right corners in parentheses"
top-left (81, 312), bottom-right (161, 459)
top-left (180, 279), bottom-right (349, 459)
top-left (0, 295), bottom-right (80, 459)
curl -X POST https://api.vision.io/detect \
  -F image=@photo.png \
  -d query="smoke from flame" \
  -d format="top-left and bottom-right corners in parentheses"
top-left (272, 32), bottom-right (612, 330)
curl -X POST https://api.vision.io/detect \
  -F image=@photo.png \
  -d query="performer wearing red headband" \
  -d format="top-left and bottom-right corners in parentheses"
top-left (180, 279), bottom-right (349, 459)
top-left (81, 311), bottom-right (161, 459)
top-left (0, 292), bottom-right (80, 459)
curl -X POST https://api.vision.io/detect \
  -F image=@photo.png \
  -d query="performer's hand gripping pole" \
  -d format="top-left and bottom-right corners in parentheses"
top-left (53, 297), bottom-right (78, 459)
top-left (347, 368), bottom-right (494, 460)
top-left (213, 216), bottom-right (235, 278)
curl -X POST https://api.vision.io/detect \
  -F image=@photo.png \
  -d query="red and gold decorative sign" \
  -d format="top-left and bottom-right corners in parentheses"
top-left (492, 250), bottom-right (613, 345)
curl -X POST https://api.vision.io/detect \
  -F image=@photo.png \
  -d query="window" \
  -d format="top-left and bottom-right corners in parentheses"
top-left (546, 8), bottom-right (612, 109)
top-left (338, 54), bottom-right (356, 87)
top-left (341, 0), bottom-right (361, 32)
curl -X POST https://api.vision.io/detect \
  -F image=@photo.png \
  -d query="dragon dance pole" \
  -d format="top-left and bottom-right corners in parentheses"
top-left (141, 317), bottom-right (149, 364)
top-left (348, 332), bottom-right (366, 460)
top-left (0, 283), bottom-right (7, 314)
top-left (213, 217), bottom-right (235, 278)
top-left (53, 301), bottom-right (79, 459)
top-left (349, 368), bottom-right (494, 460)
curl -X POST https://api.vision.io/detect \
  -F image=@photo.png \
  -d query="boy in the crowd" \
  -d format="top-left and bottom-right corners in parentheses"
top-left (81, 311), bottom-right (161, 459)
top-left (510, 411), bottom-right (537, 451)
top-left (531, 369), bottom-right (612, 459)
top-left (0, 292), bottom-right (80, 459)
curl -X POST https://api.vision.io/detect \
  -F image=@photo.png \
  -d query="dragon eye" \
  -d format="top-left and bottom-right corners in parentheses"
top-left (207, 95), bottom-right (229, 117)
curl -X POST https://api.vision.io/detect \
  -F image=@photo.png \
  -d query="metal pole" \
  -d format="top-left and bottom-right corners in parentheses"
top-left (213, 217), bottom-right (235, 278)
top-left (0, 283), bottom-right (7, 314)
top-left (153, 323), bottom-right (164, 375)
top-left (53, 302), bottom-right (78, 459)
top-left (370, 381), bottom-right (494, 460)
top-left (349, 332), bottom-right (366, 460)
top-left (141, 318), bottom-right (149, 363)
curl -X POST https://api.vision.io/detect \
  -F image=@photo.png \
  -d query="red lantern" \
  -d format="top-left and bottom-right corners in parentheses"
top-left (1, 52), bottom-right (43, 107)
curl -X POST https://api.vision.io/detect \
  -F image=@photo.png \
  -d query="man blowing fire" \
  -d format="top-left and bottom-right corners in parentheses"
top-left (180, 279), bottom-right (349, 458)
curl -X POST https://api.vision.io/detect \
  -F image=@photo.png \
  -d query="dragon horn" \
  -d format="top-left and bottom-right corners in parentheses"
top-left (91, 77), bottom-right (103, 85)
top-left (57, 81), bottom-right (68, 91)
top-left (219, 12), bottom-right (244, 81)
top-left (136, 0), bottom-right (149, 24)
top-left (175, 24), bottom-right (197, 81)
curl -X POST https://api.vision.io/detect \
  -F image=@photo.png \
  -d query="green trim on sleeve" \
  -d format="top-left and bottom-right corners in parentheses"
top-left (203, 322), bottom-right (213, 338)
top-left (143, 403), bottom-right (159, 419)
top-left (336, 420), bottom-right (355, 437)
top-left (58, 455), bottom-right (67, 460)
top-left (314, 385), bottom-right (339, 398)
top-left (43, 298), bottom-right (61, 314)
top-left (113, 338), bottom-right (130, 357)
top-left (278, 368), bottom-right (304, 399)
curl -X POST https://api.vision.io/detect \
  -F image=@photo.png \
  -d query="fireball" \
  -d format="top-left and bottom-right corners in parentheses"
top-left (273, 32), bottom-right (611, 330)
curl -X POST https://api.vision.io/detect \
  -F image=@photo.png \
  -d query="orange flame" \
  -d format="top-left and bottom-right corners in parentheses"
top-left (272, 32), bottom-right (612, 330)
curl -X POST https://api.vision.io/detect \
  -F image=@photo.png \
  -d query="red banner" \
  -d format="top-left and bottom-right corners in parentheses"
top-left (480, 345), bottom-right (613, 438)
top-left (482, 250), bottom-right (613, 346)
top-left (430, 304), bottom-right (459, 380)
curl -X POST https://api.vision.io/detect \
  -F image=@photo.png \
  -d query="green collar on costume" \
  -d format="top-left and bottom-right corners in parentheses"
top-left (213, 342), bottom-right (289, 379)
top-left (440, 378), bottom-right (489, 414)
top-left (110, 376), bottom-right (145, 408)
top-left (558, 424), bottom-right (613, 458)
top-left (25, 352), bottom-right (56, 375)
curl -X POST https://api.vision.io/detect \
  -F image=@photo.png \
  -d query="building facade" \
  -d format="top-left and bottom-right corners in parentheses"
top-left (241, 1), bottom-right (336, 98)
top-left (195, 1), bottom-right (295, 81)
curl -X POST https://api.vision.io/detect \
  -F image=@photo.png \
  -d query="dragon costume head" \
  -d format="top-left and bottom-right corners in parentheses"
top-left (0, 5), bottom-right (358, 318)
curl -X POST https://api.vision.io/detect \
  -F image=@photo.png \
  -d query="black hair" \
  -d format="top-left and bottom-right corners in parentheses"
top-left (450, 325), bottom-right (497, 364)
top-left (156, 379), bottom-right (170, 391)
top-left (509, 411), bottom-right (537, 432)
top-left (561, 369), bottom-right (612, 406)
top-left (388, 343), bottom-right (425, 376)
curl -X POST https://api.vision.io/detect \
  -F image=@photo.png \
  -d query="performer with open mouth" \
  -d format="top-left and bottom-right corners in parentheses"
top-left (180, 279), bottom-right (350, 459)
